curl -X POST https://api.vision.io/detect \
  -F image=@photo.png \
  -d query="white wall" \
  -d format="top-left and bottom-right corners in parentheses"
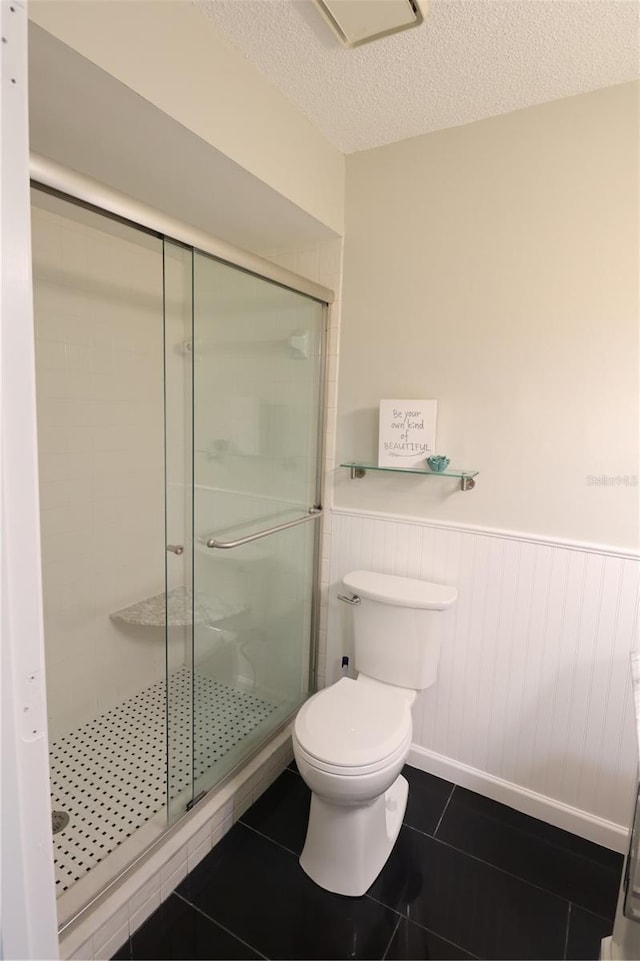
top-left (328, 83), bottom-right (640, 849)
top-left (336, 82), bottom-right (639, 549)
top-left (28, 0), bottom-right (345, 237)
top-left (28, 23), bottom-right (339, 258)
top-left (328, 509), bottom-right (639, 850)
top-left (31, 191), bottom-right (182, 741)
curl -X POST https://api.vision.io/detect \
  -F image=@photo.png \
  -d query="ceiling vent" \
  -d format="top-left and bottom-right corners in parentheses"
top-left (311, 0), bottom-right (428, 48)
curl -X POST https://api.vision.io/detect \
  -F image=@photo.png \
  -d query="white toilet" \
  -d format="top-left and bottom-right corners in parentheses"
top-left (293, 569), bottom-right (457, 897)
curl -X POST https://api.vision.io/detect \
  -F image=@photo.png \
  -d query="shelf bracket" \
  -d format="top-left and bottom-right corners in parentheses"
top-left (460, 474), bottom-right (475, 492)
top-left (349, 466), bottom-right (366, 479)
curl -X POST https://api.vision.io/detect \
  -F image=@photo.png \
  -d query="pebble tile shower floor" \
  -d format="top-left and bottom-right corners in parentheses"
top-left (50, 667), bottom-right (277, 894)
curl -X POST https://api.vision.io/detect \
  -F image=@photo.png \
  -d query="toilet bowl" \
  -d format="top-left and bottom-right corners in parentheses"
top-left (293, 675), bottom-right (414, 896)
top-left (293, 570), bottom-right (457, 897)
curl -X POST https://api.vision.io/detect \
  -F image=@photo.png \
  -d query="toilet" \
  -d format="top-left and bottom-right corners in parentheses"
top-left (293, 569), bottom-right (457, 897)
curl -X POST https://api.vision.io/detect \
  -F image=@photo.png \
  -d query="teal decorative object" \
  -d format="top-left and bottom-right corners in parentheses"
top-left (427, 455), bottom-right (450, 472)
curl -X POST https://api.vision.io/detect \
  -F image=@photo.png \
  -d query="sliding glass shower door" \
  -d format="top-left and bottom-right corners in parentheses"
top-left (164, 244), bottom-right (325, 816)
top-left (31, 173), bottom-right (327, 916)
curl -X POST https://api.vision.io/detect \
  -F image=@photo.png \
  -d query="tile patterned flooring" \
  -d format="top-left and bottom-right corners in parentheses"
top-left (113, 763), bottom-right (621, 960)
top-left (51, 668), bottom-right (277, 893)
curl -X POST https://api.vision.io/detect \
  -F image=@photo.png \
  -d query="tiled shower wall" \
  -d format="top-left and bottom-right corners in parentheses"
top-left (31, 193), bottom-right (183, 741)
top-left (328, 509), bottom-right (640, 848)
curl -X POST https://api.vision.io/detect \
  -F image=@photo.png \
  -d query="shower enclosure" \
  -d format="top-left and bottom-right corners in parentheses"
top-left (30, 175), bottom-right (327, 923)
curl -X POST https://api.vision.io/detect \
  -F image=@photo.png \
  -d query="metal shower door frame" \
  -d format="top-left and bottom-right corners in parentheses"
top-left (30, 149), bottom-right (332, 766)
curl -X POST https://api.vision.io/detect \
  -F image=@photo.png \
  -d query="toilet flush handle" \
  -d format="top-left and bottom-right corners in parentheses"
top-left (337, 593), bottom-right (361, 606)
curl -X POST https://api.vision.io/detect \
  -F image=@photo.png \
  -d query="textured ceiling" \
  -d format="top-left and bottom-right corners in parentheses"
top-left (197, 0), bottom-right (639, 153)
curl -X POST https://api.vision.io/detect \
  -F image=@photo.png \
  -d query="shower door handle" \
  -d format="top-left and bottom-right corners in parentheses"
top-left (166, 544), bottom-right (184, 555)
top-left (206, 507), bottom-right (322, 550)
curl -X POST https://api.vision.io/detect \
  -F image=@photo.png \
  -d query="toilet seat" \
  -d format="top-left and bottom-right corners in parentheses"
top-left (294, 677), bottom-right (412, 773)
top-left (294, 727), bottom-right (411, 778)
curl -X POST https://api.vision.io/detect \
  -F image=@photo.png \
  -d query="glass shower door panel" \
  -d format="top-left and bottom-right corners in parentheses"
top-left (193, 254), bottom-right (323, 522)
top-left (192, 251), bottom-right (324, 798)
top-left (163, 239), bottom-right (195, 822)
top-left (192, 519), bottom-right (316, 794)
top-left (31, 187), bottom-right (169, 907)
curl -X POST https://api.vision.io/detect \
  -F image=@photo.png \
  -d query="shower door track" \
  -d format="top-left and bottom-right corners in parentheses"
top-left (30, 154), bottom-right (333, 935)
top-left (29, 154), bottom-right (335, 306)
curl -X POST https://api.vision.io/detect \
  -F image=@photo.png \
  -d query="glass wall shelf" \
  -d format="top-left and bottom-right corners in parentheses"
top-left (340, 463), bottom-right (479, 491)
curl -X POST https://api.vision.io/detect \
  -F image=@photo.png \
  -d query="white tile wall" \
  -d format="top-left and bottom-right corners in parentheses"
top-left (31, 192), bottom-right (175, 740)
top-left (328, 508), bottom-right (640, 847)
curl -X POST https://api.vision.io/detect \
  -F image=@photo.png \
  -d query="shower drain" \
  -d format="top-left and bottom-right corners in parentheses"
top-left (52, 810), bottom-right (69, 834)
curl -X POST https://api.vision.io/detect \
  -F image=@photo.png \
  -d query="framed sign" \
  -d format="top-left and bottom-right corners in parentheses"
top-left (378, 399), bottom-right (437, 468)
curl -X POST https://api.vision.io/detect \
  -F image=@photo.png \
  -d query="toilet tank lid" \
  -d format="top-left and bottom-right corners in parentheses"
top-left (342, 570), bottom-right (457, 610)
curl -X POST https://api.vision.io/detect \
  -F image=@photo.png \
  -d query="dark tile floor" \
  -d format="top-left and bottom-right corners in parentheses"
top-left (113, 763), bottom-right (621, 960)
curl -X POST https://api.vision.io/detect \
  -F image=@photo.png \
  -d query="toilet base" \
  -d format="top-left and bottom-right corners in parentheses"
top-left (299, 773), bottom-right (409, 897)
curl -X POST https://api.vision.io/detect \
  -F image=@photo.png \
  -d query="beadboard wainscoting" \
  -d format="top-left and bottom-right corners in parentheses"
top-left (327, 509), bottom-right (640, 852)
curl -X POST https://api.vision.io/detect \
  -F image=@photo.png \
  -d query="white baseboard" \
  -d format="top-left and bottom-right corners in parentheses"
top-left (600, 935), bottom-right (614, 960)
top-left (408, 743), bottom-right (629, 854)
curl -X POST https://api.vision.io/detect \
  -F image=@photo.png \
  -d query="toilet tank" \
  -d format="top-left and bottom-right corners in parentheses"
top-left (342, 570), bottom-right (457, 690)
